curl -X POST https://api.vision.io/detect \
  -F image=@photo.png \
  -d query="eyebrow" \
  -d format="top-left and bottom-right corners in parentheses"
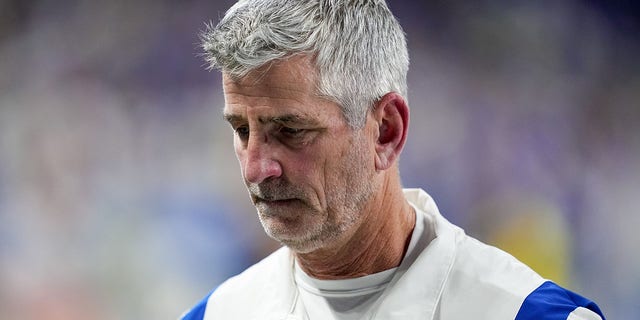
top-left (223, 113), bottom-right (244, 124)
top-left (223, 113), bottom-right (320, 127)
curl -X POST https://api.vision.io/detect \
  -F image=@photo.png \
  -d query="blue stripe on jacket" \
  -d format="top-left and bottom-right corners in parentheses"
top-left (180, 289), bottom-right (214, 320)
top-left (515, 281), bottom-right (605, 320)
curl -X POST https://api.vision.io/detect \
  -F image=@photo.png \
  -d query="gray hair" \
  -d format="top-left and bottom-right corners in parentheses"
top-left (201, 0), bottom-right (409, 128)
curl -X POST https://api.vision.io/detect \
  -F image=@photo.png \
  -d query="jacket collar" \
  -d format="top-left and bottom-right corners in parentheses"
top-left (374, 188), bottom-right (458, 319)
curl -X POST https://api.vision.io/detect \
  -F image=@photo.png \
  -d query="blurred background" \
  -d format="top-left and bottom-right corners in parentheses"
top-left (0, 0), bottom-right (638, 319)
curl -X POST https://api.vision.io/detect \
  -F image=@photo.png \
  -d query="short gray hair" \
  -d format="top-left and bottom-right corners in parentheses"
top-left (201, 0), bottom-right (409, 128)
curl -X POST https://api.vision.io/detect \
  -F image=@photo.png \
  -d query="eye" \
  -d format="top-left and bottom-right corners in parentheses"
top-left (234, 126), bottom-right (249, 140)
top-left (279, 126), bottom-right (305, 138)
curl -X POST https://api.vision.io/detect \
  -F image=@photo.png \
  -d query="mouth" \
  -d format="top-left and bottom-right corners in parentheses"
top-left (253, 197), bottom-right (304, 219)
top-left (254, 197), bottom-right (298, 206)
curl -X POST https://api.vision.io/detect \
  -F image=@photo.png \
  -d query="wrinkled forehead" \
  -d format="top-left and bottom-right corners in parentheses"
top-left (223, 54), bottom-right (319, 89)
top-left (222, 55), bottom-right (338, 110)
top-left (220, 54), bottom-right (352, 128)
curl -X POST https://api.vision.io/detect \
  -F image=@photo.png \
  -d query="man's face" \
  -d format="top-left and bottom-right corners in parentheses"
top-left (222, 55), bottom-right (378, 253)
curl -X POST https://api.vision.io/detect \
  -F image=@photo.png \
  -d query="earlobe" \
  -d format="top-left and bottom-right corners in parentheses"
top-left (373, 92), bottom-right (409, 171)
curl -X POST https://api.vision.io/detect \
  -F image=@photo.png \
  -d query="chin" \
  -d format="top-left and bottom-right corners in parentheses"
top-left (266, 232), bottom-right (324, 253)
top-left (278, 238), bottom-right (325, 254)
top-left (260, 216), bottom-right (329, 253)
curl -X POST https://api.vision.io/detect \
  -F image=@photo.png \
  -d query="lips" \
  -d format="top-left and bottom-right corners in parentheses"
top-left (254, 197), bottom-right (305, 219)
top-left (248, 183), bottom-right (309, 212)
top-left (255, 197), bottom-right (297, 206)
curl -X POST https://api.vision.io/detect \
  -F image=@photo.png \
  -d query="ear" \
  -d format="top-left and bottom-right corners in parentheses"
top-left (371, 92), bottom-right (409, 171)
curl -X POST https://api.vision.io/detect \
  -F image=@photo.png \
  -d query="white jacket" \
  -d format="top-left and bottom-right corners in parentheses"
top-left (181, 189), bottom-right (604, 320)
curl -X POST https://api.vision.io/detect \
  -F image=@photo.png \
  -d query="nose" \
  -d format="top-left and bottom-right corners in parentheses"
top-left (240, 134), bottom-right (283, 184)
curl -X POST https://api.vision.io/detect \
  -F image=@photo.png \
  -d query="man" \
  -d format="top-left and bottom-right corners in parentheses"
top-left (181, 0), bottom-right (605, 319)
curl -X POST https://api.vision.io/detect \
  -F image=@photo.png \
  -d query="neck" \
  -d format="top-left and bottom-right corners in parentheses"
top-left (294, 173), bottom-right (416, 280)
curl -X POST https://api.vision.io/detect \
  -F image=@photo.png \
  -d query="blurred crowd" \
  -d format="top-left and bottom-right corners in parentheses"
top-left (0, 0), bottom-right (638, 319)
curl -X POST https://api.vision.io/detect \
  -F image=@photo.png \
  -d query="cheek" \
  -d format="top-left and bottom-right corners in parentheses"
top-left (318, 146), bottom-right (349, 189)
top-left (283, 151), bottom-right (316, 182)
top-left (283, 150), bottom-right (327, 198)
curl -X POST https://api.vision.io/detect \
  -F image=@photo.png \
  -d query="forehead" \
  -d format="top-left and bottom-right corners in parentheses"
top-left (222, 55), bottom-right (343, 123)
top-left (225, 54), bottom-right (317, 95)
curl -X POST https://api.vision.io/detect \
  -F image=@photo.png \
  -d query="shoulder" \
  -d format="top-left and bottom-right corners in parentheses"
top-left (437, 229), bottom-right (546, 318)
top-left (179, 247), bottom-right (294, 320)
top-left (439, 234), bottom-right (605, 319)
top-left (441, 228), bottom-right (605, 319)
top-left (404, 188), bottom-right (605, 320)
top-left (515, 281), bottom-right (605, 320)
top-left (452, 232), bottom-right (545, 292)
top-left (404, 188), bottom-right (546, 316)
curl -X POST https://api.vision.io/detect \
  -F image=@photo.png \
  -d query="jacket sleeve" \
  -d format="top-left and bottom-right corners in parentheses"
top-left (514, 281), bottom-right (605, 320)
